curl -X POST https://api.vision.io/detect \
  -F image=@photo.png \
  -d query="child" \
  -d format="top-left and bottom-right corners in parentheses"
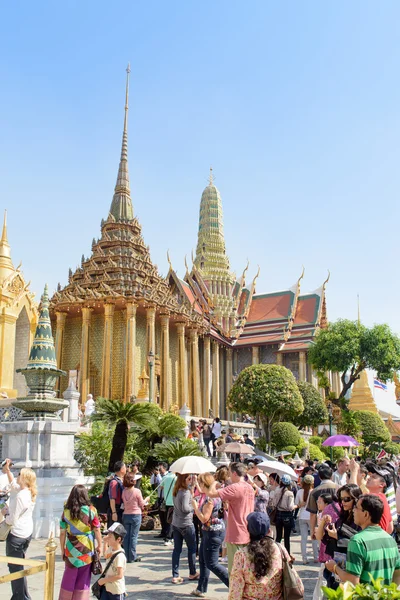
top-left (98, 523), bottom-right (127, 600)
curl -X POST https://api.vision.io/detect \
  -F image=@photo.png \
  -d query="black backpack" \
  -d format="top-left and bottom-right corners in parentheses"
top-left (91, 476), bottom-right (123, 515)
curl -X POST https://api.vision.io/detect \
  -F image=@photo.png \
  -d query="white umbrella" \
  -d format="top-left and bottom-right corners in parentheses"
top-left (169, 456), bottom-right (216, 474)
top-left (219, 442), bottom-right (256, 455)
top-left (258, 460), bottom-right (298, 481)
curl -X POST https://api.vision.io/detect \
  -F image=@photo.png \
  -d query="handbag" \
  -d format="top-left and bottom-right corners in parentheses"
top-left (0, 507), bottom-right (28, 542)
top-left (268, 488), bottom-right (285, 527)
top-left (91, 550), bottom-right (124, 599)
top-left (166, 507), bottom-right (174, 524)
top-left (275, 542), bottom-right (304, 600)
top-left (91, 550), bottom-right (102, 575)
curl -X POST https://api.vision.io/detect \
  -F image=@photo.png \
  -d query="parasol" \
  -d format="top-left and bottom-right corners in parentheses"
top-left (219, 442), bottom-right (256, 455)
top-left (169, 456), bottom-right (216, 474)
top-left (322, 435), bottom-right (359, 447)
top-left (258, 459), bottom-right (298, 480)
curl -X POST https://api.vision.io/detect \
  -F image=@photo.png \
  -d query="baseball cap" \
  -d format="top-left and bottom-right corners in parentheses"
top-left (281, 474), bottom-right (291, 486)
top-left (104, 523), bottom-right (127, 538)
top-left (247, 511), bottom-right (270, 540)
top-left (365, 462), bottom-right (393, 488)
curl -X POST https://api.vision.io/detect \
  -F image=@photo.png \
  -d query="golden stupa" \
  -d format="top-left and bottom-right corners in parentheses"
top-left (348, 369), bottom-right (378, 413)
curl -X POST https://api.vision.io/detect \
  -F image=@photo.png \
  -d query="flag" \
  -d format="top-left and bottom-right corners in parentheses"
top-left (374, 379), bottom-right (387, 391)
top-left (376, 449), bottom-right (388, 460)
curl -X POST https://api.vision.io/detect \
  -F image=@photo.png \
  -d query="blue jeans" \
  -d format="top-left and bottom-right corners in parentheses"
top-left (100, 588), bottom-right (125, 600)
top-left (172, 524), bottom-right (197, 578)
top-left (198, 529), bottom-right (229, 593)
top-left (122, 513), bottom-right (142, 562)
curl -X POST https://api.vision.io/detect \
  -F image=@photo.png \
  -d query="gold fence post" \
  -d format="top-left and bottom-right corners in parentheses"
top-left (44, 535), bottom-right (57, 600)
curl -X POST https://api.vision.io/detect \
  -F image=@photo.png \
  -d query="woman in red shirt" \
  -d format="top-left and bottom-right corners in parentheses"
top-left (122, 473), bottom-right (149, 562)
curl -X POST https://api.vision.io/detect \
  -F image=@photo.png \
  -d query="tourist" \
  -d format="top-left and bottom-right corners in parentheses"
top-left (332, 457), bottom-right (350, 487)
top-left (295, 474), bottom-right (318, 564)
top-left (150, 466), bottom-right (161, 490)
top-left (2, 463), bottom-right (36, 600)
top-left (225, 428), bottom-right (235, 444)
top-left (325, 495), bottom-right (400, 585)
top-left (365, 462), bottom-right (394, 533)
top-left (271, 474), bottom-right (295, 555)
top-left (307, 464), bottom-right (339, 541)
top-left (210, 418), bottom-right (222, 457)
top-left (191, 473), bottom-right (229, 597)
top-left (253, 473), bottom-right (270, 512)
top-left (348, 458), bottom-right (368, 493)
top-left (208, 462), bottom-right (255, 573)
top-left (159, 467), bottom-right (176, 546)
top-left (323, 483), bottom-right (362, 590)
top-left (84, 393), bottom-right (95, 418)
top-left (108, 461), bottom-right (127, 525)
top-left (121, 472), bottom-right (149, 563)
top-left (201, 420), bottom-right (212, 457)
top-left (0, 458), bottom-right (14, 493)
top-left (128, 459), bottom-right (142, 490)
top-left (243, 433), bottom-right (255, 447)
top-left (97, 522), bottom-right (127, 599)
top-left (59, 484), bottom-right (102, 600)
top-left (171, 474), bottom-right (199, 584)
top-left (228, 511), bottom-right (303, 600)
top-left (155, 462), bottom-right (170, 540)
top-left (315, 493), bottom-right (340, 563)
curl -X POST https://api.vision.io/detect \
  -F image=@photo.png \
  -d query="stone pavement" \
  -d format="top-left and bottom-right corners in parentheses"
top-left (0, 529), bottom-right (319, 599)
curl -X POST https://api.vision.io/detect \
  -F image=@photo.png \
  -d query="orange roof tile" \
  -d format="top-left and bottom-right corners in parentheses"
top-left (294, 295), bottom-right (320, 325)
top-left (247, 291), bottom-right (294, 324)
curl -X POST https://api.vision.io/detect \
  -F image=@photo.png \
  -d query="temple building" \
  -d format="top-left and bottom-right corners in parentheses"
top-left (49, 68), bottom-right (333, 417)
top-left (0, 212), bottom-right (38, 398)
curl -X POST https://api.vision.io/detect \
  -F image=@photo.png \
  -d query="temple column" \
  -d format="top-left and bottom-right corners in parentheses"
top-left (226, 348), bottom-right (233, 420)
top-left (55, 312), bottom-right (67, 391)
top-left (177, 323), bottom-right (188, 407)
top-left (146, 306), bottom-right (156, 400)
top-left (160, 314), bottom-right (170, 410)
top-left (276, 352), bottom-right (283, 366)
top-left (212, 341), bottom-right (220, 417)
top-left (101, 303), bottom-right (115, 399)
top-left (0, 314), bottom-right (17, 393)
top-left (203, 336), bottom-right (211, 418)
top-left (252, 346), bottom-right (259, 365)
top-left (190, 329), bottom-right (201, 416)
top-left (124, 302), bottom-right (137, 402)
top-left (80, 307), bottom-right (93, 403)
top-left (299, 351), bottom-right (307, 381)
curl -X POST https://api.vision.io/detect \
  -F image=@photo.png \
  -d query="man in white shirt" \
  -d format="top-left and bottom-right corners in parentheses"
top-left (84, 394), bottom-right (95, 418)
top-left (332, 457), bottom-right (350, 487)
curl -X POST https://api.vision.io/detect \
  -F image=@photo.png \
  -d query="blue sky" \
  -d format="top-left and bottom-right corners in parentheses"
top-left (1, 1), bottom-right (400, 331)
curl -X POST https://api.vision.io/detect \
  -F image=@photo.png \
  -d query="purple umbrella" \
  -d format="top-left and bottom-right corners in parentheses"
top-left (322, 434), bottom-right (359, 447)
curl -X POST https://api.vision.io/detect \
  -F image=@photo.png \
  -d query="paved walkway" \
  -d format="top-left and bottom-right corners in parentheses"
top-left (0, 529), bottom-right (319, 599)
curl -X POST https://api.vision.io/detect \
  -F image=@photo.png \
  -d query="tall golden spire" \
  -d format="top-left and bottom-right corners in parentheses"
top-left (109, 64), bottom-right (134, 221)
top-left (0, 210), bottom-right (14, 282)
top-left (208, 166), bottom-right (214, 186)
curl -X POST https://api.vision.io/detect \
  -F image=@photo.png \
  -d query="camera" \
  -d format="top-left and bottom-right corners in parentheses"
top-left (1, 460), bottom-right (14, 468)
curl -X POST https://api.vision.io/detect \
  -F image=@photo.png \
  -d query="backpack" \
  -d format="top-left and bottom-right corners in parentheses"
top-left (91, 475), bottom-right (123, 515)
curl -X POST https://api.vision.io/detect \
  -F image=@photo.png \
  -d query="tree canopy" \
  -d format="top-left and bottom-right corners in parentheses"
top-left (356, 410), bottom-right (391, 449)
top-left (228, 364), bottom-right (303, 446)
top-left (308, 319), bottom-right (400, 400)
top-left (295, 381), bottom-right (328, 429)
top-left (271, 422), bottom-right (301, 450)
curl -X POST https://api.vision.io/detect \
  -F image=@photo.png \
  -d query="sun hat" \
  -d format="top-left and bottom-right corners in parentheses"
top-left (303, 474), bottom-right (314, 485)
top-left (281, 474), bottom-right (291, 486)
top-left (247, 511), bottom-right (270, 540)
top-left (254, 472), bottom-right (268, 486)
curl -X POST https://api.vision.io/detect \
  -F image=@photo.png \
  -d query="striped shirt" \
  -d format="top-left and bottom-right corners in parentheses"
top-left (346, 525), bottom-right (400, 584)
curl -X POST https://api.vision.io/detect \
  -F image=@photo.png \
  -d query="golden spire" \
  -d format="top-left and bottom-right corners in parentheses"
top-left (109, 64), bottom-right (133, 221)
top-left (348, 369), bottom-right (378, 413)
top-left (208, 166), bottom-right (214, 186)
top-left (0, 210), bottom-right (14, 283)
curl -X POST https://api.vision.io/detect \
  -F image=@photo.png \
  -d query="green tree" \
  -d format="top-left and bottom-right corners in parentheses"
top-left (295, 381), bottom-right (328, 428)
top-left (91, 399), bottom-right (166, 471)
top-left (309, 436), bottom-right (322, 448)
top-left (308, 443), bottom-right (325, 461)
top-left (271, 422), bottom-right (301, 451)
top-left (308, 319), bottom-right (400, 401)
top-left (384, 442), bottom-right (400, 456)
top-left (337, 410), bottom-right (360, 438)
top-left (356, 410), bottom-right (391, 452)
top-left (152, 438), bottom-right (204, 463)
top-left (228, 364), bottom-right (303, 447)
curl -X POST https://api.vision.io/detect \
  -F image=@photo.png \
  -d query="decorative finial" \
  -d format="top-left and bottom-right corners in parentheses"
top-left (208, 166), bottom-right (214, 186)
top-left (298, 265), bottom-right (305, 284)
top-left (184, 255), bottom-right (189, 274)
top-left (242, 260), bottom-right (249, 281)
top-left (167, 250), bottom-right (172, 270)
top-left (1, 210), bottom-right (8, 244)
top-left (322, 270), bottom-right (330, 290)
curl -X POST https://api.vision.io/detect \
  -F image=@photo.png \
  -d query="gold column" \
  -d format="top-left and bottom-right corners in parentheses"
top-left (252, 346), bottom-right (259, 365)
top-left (226, 348), bottom-right (233, 420)
top-left (55, 312), bottom-right (67, 369)
top-left (203, 336), bottom-right (211, 418)
top-left (190, 329), bottom-right (201, 416)
top-left (299, 351), bottom-right (306, 381)
top-left (0, 313), bottom-right (17, 393)
top-left (177, 322), bottom-right (188, 407)
top-left (124, 302), bottom-right (137, 402)
top-left (160, 314), bottom-right (170, 410)
top-left (276, 352), bottom-right (283, 366)
top-left (80, 307), bottom-right (93, 403)
top-left (212, 340), bottom-right (220, 417)
top-left (101, 303), bottom-right (115, 399)
top-left (146, 306), bottom-right (156, 396)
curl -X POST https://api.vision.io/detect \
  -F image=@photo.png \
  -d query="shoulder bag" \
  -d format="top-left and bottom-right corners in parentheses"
top-left (275, 542), bottom-right (304, 600)
top-left (0, 507), bottom-right (28, 541)
top-left (268, 488), bottom-right (285, 527)
top-left (91, 550), bottom-right (124, 599)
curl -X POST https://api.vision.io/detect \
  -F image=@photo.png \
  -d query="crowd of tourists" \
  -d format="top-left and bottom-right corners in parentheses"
top-left (3, 442), bottom-right (400, 599)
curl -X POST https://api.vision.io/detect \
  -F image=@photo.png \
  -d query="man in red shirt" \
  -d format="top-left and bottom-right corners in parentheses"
top-left (209, 462), bottom-right (255, 573)
top-left (365, 463), bottom-right (393, 534)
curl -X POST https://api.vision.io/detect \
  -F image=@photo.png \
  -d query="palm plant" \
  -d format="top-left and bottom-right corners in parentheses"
top-left (152, 438), bottom-right (204, 464)
top-left (91, 398), bottom-right (160, 472)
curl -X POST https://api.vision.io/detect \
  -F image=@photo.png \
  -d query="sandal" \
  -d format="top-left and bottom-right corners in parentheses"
top-left (172, 577), bottom-right (184, 584)
top-left (189, 573), bottom-right (200, 581)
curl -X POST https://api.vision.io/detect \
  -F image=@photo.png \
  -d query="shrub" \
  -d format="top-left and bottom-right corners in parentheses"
top-left (151, 438), bottom-right (203, 463)
top-left (255, 436), bottom-right (267, 452)
top-left (281, 446), bottom-right (297, 456)
top-left (384, 442), bottom-right (400, 456)
top-left (308, 443), bottom-right (325, 461)
top-left (271, 422), bottom-right (301, 451)
top-left (309, 436), bottom-right (322, 448)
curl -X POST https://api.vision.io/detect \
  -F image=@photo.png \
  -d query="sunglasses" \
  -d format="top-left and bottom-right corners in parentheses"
top-left (340, 497), bottom-right (352, 503)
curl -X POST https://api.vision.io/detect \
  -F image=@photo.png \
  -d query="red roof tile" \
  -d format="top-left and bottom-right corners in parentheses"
top-left (294, 295), bottom-right (319, 325)
top-left (247, 291), bottom-right (294, 324)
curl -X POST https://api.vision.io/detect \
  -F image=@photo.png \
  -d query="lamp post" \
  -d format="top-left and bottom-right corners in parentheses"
top-left (148, 350), bottom-right (155, 403)
top-left (328, 402), bottom-right (333, 461)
